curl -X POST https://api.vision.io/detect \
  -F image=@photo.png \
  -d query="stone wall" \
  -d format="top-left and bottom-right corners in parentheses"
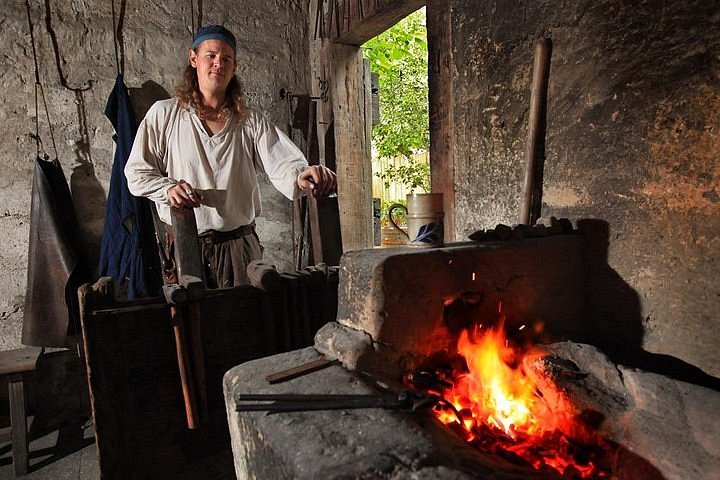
top-left (4, 0), bottom-right (718, 382)
top-left (446, 0), bottom-right (720, 376)
top-left (318, 235), bottom-right (587, 382)
top-left (0, 0), bottom-right (309, 350)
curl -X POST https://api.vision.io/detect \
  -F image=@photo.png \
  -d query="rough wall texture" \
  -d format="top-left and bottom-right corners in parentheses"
top-left (449, 0), bottom-right (720, 376)
top-left (325, 236), bottom-right (587, 382)
top-left (0, 0), bottom-right (309, 350)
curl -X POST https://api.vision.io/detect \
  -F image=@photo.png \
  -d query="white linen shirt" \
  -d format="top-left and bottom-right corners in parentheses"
top-left (125, 99), bottom-right (307, 234)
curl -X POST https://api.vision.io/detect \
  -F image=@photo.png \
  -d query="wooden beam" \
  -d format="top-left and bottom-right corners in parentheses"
top-left (520, 38), bottom-right (552, 226)
top-left (309, 2), bottom-right (344, 264)
top-left (331, 43), bottom-right (373, 250)
top-left (427, 0), bottom-right (455, 241)
top-left (332, 0), bottom-right (426, 45)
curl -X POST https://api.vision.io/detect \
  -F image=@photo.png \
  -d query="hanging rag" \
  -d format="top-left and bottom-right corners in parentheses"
top-left (98, 74), bottom-right (161, 298)
top-left (22, 158), bottom-right (89, 347)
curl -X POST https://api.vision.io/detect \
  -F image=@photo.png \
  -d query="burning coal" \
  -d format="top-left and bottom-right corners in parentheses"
top-left (407, 306), bottom-right (609, 478)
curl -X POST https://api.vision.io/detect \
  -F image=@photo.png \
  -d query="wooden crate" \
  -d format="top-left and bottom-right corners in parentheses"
top-left (79, 269), bottom-right (338, 480)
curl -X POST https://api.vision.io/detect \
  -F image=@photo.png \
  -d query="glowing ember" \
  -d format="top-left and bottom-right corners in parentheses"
top-left (415, 318), bottom-right (607, 478)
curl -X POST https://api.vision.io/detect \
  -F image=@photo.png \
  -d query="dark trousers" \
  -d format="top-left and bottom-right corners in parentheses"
top-left (160, 223), bottom-right (263, 288)
top-left (199, 227), bottom-right (263, 288)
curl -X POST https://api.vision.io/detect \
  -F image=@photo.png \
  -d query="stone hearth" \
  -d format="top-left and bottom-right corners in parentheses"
top-left (224, 236), bottom-right (720, 479)
top-left (224, 342), bottom-right (720, 479)
top-left (224, 347), bottom-right (550, 479)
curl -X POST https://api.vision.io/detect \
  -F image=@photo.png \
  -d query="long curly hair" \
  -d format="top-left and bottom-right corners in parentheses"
top-left (174, 60), bottom-right (247, 124)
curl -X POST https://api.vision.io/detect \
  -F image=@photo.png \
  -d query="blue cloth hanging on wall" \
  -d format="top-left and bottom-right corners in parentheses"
top-left (99, 75), bottom-right (160, 298)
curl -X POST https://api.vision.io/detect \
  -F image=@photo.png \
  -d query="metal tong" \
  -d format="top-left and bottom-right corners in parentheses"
top-left (235, 390), bottom-right (438, 413)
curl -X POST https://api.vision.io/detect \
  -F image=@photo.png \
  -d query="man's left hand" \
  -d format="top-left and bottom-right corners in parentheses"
top-left (297, 165), bottom-right (337, 198)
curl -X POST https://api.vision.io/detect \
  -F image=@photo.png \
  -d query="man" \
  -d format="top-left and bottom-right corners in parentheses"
top-left (125, 25), bottom-right (336, 288)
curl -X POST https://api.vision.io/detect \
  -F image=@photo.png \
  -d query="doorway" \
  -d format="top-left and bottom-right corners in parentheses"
top-left (363, 7), bottom-right (429, 247)
top-left (309, 0), bottom-right (440, 251)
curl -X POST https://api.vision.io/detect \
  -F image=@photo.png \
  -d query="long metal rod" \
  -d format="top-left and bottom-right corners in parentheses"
top-left (235, 392), bottom-right (420, 413)
top-left (237, 393), bottom-right (399, 402)
top-left (265, 358), bottom-right (337, 384)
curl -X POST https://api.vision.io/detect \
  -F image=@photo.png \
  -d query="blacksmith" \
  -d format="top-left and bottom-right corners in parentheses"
top-left (125, 25), bottom-right (336, 287)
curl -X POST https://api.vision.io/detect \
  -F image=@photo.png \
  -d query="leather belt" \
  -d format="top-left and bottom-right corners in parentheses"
top-left (198, 224), bottom-right (255, 245)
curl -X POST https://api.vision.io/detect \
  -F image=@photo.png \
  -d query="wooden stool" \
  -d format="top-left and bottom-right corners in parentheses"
top-left (0, 347), bottom-right (41, 477)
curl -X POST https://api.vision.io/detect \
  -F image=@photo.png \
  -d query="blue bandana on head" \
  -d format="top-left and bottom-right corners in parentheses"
top-left (192, 25), bottom-right (236, 52)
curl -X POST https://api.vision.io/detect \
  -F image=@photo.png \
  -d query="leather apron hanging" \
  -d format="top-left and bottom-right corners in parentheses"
top-left (22, 158), bottom-right (88, 347)
top-left (21, 0), bottom-right (88, 347)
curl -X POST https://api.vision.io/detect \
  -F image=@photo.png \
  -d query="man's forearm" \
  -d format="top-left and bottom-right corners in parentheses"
top-left (125, 164), bottom-right (177, 204)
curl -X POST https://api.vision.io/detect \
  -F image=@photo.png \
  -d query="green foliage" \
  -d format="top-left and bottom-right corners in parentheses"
top-left (363, 8), bottom-right (429, 161)
top-left (381, 198), bottom-right (407, 225)
top-left (376, 159), bottom-right (430, 193)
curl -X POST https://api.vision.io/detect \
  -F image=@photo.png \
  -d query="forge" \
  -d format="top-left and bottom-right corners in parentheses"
top-left (224, 225), bottom-right (720, 479)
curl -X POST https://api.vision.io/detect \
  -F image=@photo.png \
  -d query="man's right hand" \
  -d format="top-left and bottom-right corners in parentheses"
top-left (167, 181), bottom-right (202, 208)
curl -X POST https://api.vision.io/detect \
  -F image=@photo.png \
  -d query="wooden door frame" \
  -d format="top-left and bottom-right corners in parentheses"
top-left (309, 0), bottom-right (455, 250)
top-left (426, 0), bottom-right (455, 241)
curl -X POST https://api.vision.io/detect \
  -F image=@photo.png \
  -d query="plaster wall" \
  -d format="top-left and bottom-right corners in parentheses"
top-left (0, 0), bottom-right (309, 350)
top-left (446, 0), bottom-right (720, 376)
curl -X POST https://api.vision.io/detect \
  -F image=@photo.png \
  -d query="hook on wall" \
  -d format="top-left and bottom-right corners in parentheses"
top-left (280, 88), bottom-right (327, 103)
top-left (280, 77), bottom-right (329, 103)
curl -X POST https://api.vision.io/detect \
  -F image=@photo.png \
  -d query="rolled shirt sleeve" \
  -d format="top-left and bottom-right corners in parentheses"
top-left (251, 113), bottom-right (308, 200)
top-left (125, 101), bottom-right (178, 204)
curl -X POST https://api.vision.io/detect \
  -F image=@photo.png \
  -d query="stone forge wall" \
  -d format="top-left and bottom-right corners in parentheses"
top-left (325, 237), bottom-right (586, 382)
top-left (448, 0), bottom-right (720, 377)
top-left (0, 0), bottom-right (309, 350)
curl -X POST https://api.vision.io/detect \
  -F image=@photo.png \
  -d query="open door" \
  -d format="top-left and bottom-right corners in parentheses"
top-left (309, 0), bottom-right (429, 252)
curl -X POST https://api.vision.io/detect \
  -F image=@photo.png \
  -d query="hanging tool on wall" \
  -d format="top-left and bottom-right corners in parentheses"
top-left (281, 88), bottom-right (332, 269)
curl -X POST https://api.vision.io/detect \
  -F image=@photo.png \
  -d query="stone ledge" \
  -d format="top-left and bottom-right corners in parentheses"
top-left (224, 347), bottom-right (440, 479)
top-left (223, 347), bottom-right (549, 480)
top-left (226, 343), bottom-right (718, 479)
top-left (313, 321), bottom-right (373, 371)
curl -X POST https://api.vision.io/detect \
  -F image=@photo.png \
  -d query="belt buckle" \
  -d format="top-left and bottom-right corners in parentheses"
top-left (201, 231), bottom-right (216, 244)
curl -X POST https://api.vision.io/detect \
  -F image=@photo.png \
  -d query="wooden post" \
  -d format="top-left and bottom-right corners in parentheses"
top-left (78, 278), bottom-right (124, 476)
top-left (331, 43), bottom-right (373, 251)
top-left (427, 1), bottom-right (456, 241)
top-left (520, 38), bottom-right (552, 225)
top-left (309, 4), bottom-right (344, 265)
top-left (8, 375), bottom-right (28, 476)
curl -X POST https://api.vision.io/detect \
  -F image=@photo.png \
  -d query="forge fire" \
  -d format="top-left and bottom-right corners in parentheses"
top-left (407, 306), bottom-right (610, 478)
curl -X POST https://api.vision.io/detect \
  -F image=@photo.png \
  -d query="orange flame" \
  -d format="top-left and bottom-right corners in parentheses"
top-left (458, 326), bottom-right (536, 436)
top-left (429, 320), bottom-right (602, 477)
